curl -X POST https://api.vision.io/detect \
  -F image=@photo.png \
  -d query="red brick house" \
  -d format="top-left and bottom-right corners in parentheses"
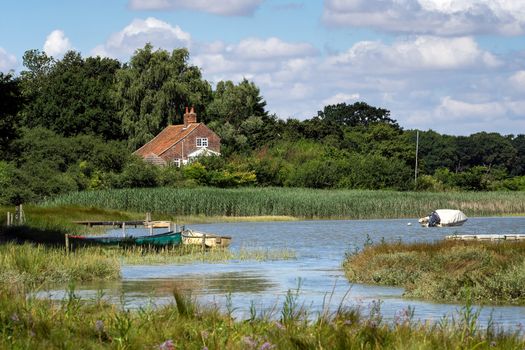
top-left (134, 107), bottom-right (221, 166)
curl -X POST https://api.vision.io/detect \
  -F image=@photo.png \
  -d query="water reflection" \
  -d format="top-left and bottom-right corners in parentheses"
top-left (40, 216), bottom-right (525, 329)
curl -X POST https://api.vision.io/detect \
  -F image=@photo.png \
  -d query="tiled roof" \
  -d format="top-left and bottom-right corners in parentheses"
top-left (134, 123), bottom-right (201, 157)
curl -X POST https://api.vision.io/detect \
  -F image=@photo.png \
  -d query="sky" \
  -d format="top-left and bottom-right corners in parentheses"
top-left (1, 0), bottom-right (525, 136)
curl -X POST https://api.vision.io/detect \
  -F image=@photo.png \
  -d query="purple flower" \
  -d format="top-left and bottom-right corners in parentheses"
top-left (201, 330), bottom-right (209, 339)
top-left (260, 341), bottom-right (275, 350)
top-left (10, 313), bottom-right (20, 322)
top-left (159, 339), bottom-right (175, 350)
top-left (274, 321), bottom-right (285, 330)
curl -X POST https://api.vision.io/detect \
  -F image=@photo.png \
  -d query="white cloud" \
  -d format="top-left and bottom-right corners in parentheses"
top-left (436, 96), bottom-right (506, 121)
top-left (233, 37), bottom-right (317, 60)
top-left (325, 36), bottom-right (501, 72)
top-left (128, 0), bottom-right (263, 16)
top-left (43, 30), bottom-right (72, 57)
top-left (509, 70), bottom-right (525, 91)
top-left (0, 47), bottom-right (17, 72)
top-left (323, 0), bottom-right (525, 36)
top-left (322, 93), bottom-right (361, 106)
top-left (92, 17), bottom-right (191, 58)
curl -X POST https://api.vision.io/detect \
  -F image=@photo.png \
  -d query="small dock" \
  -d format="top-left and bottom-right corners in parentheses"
top-left (446, 234), bottom-right (525, 241)
top-left (74, 220), bottom-right (144, 228)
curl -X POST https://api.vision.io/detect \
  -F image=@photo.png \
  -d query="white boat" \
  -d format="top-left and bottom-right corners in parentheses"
top-left (181, 229), bottom-right (232, 248)
top-left (418, 209), bottom-right (468, 227)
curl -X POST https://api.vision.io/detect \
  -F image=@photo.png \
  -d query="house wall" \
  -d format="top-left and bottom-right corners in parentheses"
top-left (161, 124), bottom-right (220, 164)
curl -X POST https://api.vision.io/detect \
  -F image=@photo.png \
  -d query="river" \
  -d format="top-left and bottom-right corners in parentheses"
top-left (40, 216), bottom-right (525, 330)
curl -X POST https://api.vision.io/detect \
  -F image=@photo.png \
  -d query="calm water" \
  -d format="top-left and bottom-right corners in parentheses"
top-left (41, 216), bottom-right (525, 330)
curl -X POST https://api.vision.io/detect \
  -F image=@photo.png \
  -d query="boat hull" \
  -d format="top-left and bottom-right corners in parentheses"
top-left (68, 231), bottom-right (182, 248)
top-left (181, 230), bottom-right (231, 248)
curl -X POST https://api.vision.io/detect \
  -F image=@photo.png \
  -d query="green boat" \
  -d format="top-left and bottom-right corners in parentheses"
top-left (67, 230), bottom-right (182, 248)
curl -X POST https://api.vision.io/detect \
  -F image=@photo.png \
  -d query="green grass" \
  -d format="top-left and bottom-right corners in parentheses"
top-left (1, 285), bottom-right (524, 349)
top-left (0, 243), bottom-right (120, 290)
top-left (344, 240), bottom-right (525, 304)
top-left (118, 245), bottom-right (296, 265)
top-left (41, 187), bottom-right (525, 219)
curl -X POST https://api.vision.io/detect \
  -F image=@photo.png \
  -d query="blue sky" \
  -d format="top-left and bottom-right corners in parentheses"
top-left (2, 0), bottom-right (525, 135)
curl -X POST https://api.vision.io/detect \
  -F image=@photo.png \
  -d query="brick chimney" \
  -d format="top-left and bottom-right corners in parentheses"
top-left (183, 106), bottom-right (197, 127)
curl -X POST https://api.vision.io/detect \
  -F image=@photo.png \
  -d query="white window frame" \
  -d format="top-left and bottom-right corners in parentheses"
top-left (196, 137), bottom-right (208, 148)
top-left (173, 158), bottom-right (181, 167)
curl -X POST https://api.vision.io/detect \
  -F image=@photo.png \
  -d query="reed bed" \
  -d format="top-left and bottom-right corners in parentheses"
top-left (1, 285), bottom-right (523, 349)
top-left (42, 187), bottom-right (525, 219)
top-left (0, 243), bottom-right (120, 290)
top-left (344, 240), bottom-right (525, 304)
top-left (115, 245), bottom-right (296, 264)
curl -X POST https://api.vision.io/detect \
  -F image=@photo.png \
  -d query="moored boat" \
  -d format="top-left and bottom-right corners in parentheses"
top-left (418, 209), bottom-right (468, 227)
top-left (181, 229), bottom-right (232, 248)
top-left (67, 230), bottom-right (182, 248)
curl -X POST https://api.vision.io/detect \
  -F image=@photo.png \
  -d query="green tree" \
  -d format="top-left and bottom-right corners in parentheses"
top-left (19, 50), bottom-right (122, 139)
top-left (115, 44), bottom-right (212, 150)
top-left (317, 102), bottom-right (400, 129)
top-left (0, 72), bottom-right (23, 159)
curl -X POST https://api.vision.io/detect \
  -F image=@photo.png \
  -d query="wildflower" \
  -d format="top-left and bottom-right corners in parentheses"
top-left (159, 339), bottom-right (175, 350)
top-left (10, 313), bottom-right (20, 322)
top-left (201, 330), bottom-right (209, 339)
top-left (242, 336), bottom-right (257, 348)
top-left (274, 321), bottom-right (285, 330)
top-left (95, 320), bottom-right (104, 333)
top-left (260, 341), bottom-right (275, 350)
top-left (202, 347), bottom-right (208, 350)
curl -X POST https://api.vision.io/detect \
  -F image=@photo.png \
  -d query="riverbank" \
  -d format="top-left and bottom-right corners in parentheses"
top-left (2, 285), bottom-right (524, 349)
top-left (344, 239), bottom-right (525, 305)
top-left (41, 187), bottom-right (525, 219)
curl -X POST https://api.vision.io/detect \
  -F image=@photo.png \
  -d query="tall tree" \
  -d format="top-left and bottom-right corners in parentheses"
top-left (206, 79), bottom-right (269, 155)
top-left (0, 72), bottom-right (23, 159)
top-left (115, 44), bottom-right (212, 150)
top-left (317, 102), bottom-right (399, 129)
top-left (19, 50), bottom-right (122, 139)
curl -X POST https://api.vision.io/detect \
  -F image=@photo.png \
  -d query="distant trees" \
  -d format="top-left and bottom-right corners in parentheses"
top-left (19, 50), bottom-right (122, 139)
top-left (0, 72), bottom-right (22, 159)
top-left (317, 102), bottom-right (400, 129)
top-left (1, 43), bottom-right (525, 206)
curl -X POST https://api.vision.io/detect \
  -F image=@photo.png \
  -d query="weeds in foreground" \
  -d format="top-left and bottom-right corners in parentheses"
top-left (1, 283), bottom-right (524, 350)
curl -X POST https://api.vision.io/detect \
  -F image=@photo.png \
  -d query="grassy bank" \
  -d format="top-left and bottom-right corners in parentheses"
top-left (1, 285), bottom-right (524, 349)
top-left (42, 187), bottom-right (525, 219)
top-left (344, 240), bottom-right (525, 304)
top-left (0, 243), bottom-right (120, 290)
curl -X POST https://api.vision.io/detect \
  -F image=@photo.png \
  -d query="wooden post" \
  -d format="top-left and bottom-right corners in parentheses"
top-left (146, 212), bottom-right (151, 225)
top-left (149, 224), bottom-right (153, 236)
top-left (6, 212), bottom-right (10, 226)
top-left (122, 222), bottom-right (126, 237)
top-left (19, 204), bottom-right (24, 224)
top-left (65, 234), bottom-right (70, 254)
top-left (202, 234), bottom-right (206, 251)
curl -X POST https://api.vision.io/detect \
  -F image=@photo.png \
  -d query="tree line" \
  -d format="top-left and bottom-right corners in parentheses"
top-left (1, 44), bottom-right (524, 204)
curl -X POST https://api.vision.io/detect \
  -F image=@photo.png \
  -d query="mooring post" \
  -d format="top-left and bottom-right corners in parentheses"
top-left (122, 222), bottom-right (126, 237)
top-left (65, 234), bottom-right (70, 254)
top-left (149, 224), bottom-right (153, 236)
top-left (202, 234), bottom-right (206, 252)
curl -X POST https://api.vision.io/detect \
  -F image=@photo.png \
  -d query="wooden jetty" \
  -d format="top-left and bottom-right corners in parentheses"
top-left (446, 234), bottom-right (525, 241)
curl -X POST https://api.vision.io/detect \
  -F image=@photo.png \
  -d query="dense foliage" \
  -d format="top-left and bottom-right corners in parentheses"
top-left (345, 240), bottom-right (525, 304)
top-left (0, 44), bottom-right (524, 204)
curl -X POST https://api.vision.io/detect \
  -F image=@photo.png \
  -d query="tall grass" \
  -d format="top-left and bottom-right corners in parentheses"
top-left (1, 284), bottom-right (523, 349)
top-left (42, 187), bottom-right (525, 219)
top-left (344, 240), bottom-right (525, 304)
top-left (0, 243), bottom-right (120, 290)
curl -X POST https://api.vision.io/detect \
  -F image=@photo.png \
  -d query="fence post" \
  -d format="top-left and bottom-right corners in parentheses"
top-left (65, 234), bottom-right (70, 254)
